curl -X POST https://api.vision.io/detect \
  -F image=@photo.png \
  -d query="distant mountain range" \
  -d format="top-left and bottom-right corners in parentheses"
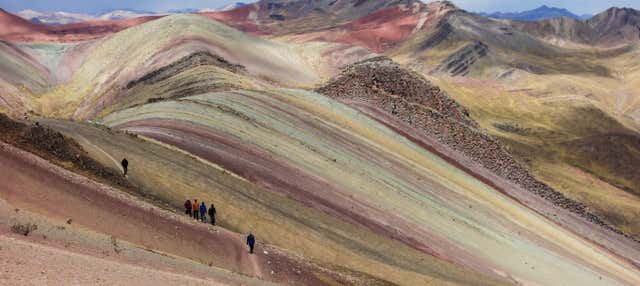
top-left (15, 9), bottom-right (157, 25)
top-left (15, 2), bottom-right (248, 25)
top-left (13, 4), bottom-right (602, 26)
top-left (17, 9), bottom-right (96, 25)
top-left (219, 2), bottom-right (249, 11)
top-left (478, 5), bottom-right (592, 21)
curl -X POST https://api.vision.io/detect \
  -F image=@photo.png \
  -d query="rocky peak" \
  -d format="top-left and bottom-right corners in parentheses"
top-left (588, 6), bottom-right (640, 25)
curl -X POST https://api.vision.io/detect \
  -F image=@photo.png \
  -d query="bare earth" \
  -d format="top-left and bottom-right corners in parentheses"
top-left (0, 235), bottom-right (225, 286)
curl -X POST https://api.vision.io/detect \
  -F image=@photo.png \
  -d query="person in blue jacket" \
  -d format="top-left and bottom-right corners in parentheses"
top-left (200, 202), bottom-right (207, 222)
top-left (246, 233), bottom-right (255, 254)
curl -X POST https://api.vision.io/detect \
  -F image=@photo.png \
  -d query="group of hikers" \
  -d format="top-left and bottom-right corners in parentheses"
top-left (184, 199), bottom-right (217, 225)
top-left (184, 198), bottom-right (256, 253)
top-left (121, 157), bottom-right (256, 254)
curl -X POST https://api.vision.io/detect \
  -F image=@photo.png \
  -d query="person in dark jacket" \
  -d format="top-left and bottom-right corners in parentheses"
top-left (208, 203), bottom-right (216, 225)
top-left (184, 199), bottom-right (192, 216)
top-left (199, 202), bottom-right (207, 222)
top-left (246, 233), bottom-right (255, 254)
top-left (121, 158), bottom-right (129, 176)
top-left (192, 199), bottom-right (199, 220)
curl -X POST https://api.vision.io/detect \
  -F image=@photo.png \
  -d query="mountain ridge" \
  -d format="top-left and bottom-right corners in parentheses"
top-left (509, 6), bottom-right (640, 46)
top-left (478, 5), bottom-right (590, 21)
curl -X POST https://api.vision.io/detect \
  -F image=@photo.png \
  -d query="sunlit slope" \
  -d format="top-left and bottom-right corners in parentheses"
top-left (102, 89), bottom-right (640, 286)
top-left (44, 121), bottom-right (496, 286)
top-left (36, 14), bottom-right (324, 119)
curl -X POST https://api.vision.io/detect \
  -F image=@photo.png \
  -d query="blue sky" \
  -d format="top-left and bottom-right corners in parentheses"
top-left (1, 0), bottom-right (639, 15)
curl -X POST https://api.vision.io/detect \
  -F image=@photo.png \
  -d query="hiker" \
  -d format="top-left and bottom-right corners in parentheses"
top-left (208, 203), bottom-right (216, 225)
top-left (121, 158), bottom-right (129, 176)
top-left (200, 202), bottom-right (207, 223)
top-left (184, 199), bottom-right (192, 216)
top-left (246, 233), bottom-right (255, 254)
top-left (192, 199), bottom-right (199, 220)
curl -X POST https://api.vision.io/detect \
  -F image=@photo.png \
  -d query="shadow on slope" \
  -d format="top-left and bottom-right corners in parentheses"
top-left (564, 133), bottom-right (640, 197)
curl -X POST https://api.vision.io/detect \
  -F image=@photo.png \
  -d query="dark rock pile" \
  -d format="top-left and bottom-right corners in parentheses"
top-left (316, 56), bottom-right (634, 240)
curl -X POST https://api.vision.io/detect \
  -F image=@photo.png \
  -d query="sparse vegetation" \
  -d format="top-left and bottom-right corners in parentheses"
top-left (110, 235), bottom-right (122, 254)
top-left (11, 222), bottom-right (38, 236)
top-left (492, 122), bottom-right (531, 135)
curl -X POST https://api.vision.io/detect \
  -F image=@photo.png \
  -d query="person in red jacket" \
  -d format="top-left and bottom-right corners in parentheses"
top-left (184, 199), bottom-right (192, 216)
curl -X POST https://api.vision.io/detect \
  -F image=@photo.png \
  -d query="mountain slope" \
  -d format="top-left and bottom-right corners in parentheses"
top-left (385, 4), bottom-right (640, 239)
top-left (0, 40), bottom-right (51, 116)
top-left (274, 1), bottom-right (456, 53)
top-left (98, 86), bottom-right (640, 286)
top-left (316, 57), bottom-right (638, 239)
top-left (201, 0), bottom-right (429, 37)
top-left (41, 115), bottom-right (503, 286)
top-left (0, 8), bottom-right (48, 37)
top-left (0, 114), bottom-right (391, 286)
top-left (390, 8), bottom-right (612, 78)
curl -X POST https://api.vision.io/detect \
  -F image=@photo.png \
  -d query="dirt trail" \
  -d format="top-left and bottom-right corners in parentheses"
top-left (248, 250), bottom-right (265, 279)
top-left (0, 142), bottom-right (337, 286)
top-left (74, 133), bottom-right (123, 172)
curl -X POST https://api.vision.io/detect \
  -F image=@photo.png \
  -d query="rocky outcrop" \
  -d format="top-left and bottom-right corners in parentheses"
top-left (125, 51), bottom-right (245, 89)
top-left (435, 41), bottom-right (488, 76)
top-left (419, 21), bottom-right (453, 50)
top-left (317, 57), bottom-right (635, 241)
